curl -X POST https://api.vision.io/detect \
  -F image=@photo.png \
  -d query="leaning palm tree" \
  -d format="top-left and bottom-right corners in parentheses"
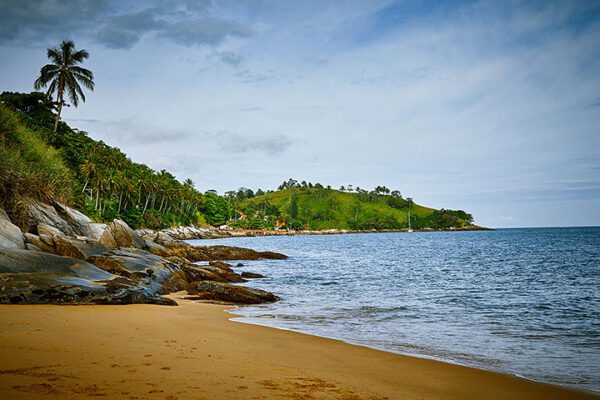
top-left (34, 40), bottom-right (94, 132)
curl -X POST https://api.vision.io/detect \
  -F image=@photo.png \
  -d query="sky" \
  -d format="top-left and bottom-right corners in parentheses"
top-left (0, 0), bottom-right (599, 228)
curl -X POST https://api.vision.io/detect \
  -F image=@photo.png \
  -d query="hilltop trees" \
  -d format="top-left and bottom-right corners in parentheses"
top-left (34, 40), bottom-right (94, 132)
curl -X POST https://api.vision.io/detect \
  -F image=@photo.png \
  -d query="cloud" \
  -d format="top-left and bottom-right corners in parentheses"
top-left (67, 117), bottom-right (193, 145)
top-left (158, 18), bottom-right (254, 47)
top-left (234, 69), bottom-right (276, 84)
top-left (218, 50), bottom-right (242, 66)
top-left (214, 131), bottom-right (292, 155)
top-left (0, 0), bottom-right (254, 49)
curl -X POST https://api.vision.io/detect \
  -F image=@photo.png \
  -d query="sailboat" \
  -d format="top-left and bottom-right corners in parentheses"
top-left (407, 210), bottom-right (413, 232)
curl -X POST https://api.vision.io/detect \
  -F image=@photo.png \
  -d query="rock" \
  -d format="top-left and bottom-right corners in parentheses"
top-left (241, 272), bottom-right (265, 279)
top-left (99, 219), bottom-right (147, 250)
top-left (0, 208), bottom-right (10, 222)
top-left (37, 223), bottom-right (63, 237)
top-left (176, 245), bottom-right (287, 262)
top-left (154, 232), bottom-right (187, 249)
top-left (0, 248), bottom-right (174, 305)
top-left (88, 249), bottom-right (184, 294)
top-left (258, 251), bottom-right (288, 260)
top-left (181, 265), bottom-right (230, 283)
top-left (185, 281), bottom-right (279, 304)
top-left (25, 243), bottom-right (42, 252)
top-left (0, 218), bottom-right (25, 249)
top-left (53, 236), bottom-right (109, 260)
top-left (52, 202), bottom-right (96, 237)
top-left (145, 239), bottom-right (170, 257)
top-left (236, 263), bottom-right (244, 267)
top-left (87, 223), bottom-right (107, 241)
top-left (23, 233), bottom-right (56, 254)
top-left (24, 199), bottom-right (75, 236)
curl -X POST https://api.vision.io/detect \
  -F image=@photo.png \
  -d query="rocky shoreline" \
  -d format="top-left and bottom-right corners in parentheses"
top-left (0, 200), bottom-right (286, 306)
top-left (146, 224), bottom-right (491, 241)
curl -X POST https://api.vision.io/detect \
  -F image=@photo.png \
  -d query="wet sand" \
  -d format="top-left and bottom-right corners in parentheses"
top-left (0, 293), bottom-right (596, 400)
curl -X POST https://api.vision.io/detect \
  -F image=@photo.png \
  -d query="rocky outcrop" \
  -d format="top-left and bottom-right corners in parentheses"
top-left (241, 271), bottom-right (265, 279)
top-left (185, 281), bottom-right (279, 304)
top-left (0, 248), bottom-right (174, 305)
top-left (24, 199), bottom-right (76, 236)
top-left (37, 223), bottom-right (63, 237)
top-left (99, 219), bottom-right (147, 250)
top-left (88, 249), bottom-right (186, 294)
top-left (53, 236), bottom-right (109, 260)
top-left (0, 214), bottom-right (25, 249)
top-left (52, 201), bottom-right (101, 238)
top-left (172, 244), bottom-right (287, 262)
top-left (23, 233), bottom-right (56, 254)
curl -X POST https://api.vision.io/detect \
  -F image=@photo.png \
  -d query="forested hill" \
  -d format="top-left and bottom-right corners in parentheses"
top-left (230, 183), bottom-right (475, 231)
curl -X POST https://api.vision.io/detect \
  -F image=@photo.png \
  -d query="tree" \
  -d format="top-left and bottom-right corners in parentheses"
top-left (34, 40), bottom-right (94, 132)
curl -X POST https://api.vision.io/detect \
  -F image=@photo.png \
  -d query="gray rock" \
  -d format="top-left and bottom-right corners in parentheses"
top-left (23, 233), bottom-right (55, 254)
top-left (53, 236), bottom-right (110, 260)
top-left (99, 219), bottom-right (147, 250)
top-left (25, 199), bottom-right (75, 236)
top-left (52, 202), bottom-right (95, 237)
top-left (37, 223), bottom-right (63, 237)
top-left (0, 208), bottom-right (10, 222)
top-left (0, 248), bottom-right (174, 305)
top-left (0, 219), bottom-right (26, 249)
top-left (185, 281), bottom-right (279, 304)
top-left (25, 243), bottom-right (42, 252)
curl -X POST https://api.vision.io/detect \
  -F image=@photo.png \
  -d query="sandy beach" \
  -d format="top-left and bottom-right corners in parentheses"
top-left (0, 293), bottom-right (596, 400)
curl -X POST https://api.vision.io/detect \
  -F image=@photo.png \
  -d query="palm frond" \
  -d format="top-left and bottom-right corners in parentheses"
top-left (69, 49), bottom-right (90, 64)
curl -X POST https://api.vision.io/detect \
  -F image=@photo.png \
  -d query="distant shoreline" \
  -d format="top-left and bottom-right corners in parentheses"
top-left (148, 224), bottom-right (492, 241)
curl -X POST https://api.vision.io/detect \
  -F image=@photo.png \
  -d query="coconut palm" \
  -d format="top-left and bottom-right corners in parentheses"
top-left (34, 40), bottom-right (94, 132)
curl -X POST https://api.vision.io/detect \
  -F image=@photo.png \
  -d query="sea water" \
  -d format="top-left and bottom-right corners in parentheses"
top-left (188, 227), bottom-right (600, 391)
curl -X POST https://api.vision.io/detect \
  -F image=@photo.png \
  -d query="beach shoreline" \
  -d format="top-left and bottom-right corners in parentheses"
top-left (0, 293), bottom-right (596, 400)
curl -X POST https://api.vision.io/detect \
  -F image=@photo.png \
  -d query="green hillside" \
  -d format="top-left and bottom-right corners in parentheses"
top-left (233, 185), bottom-right (474, 231)
top-left (0, 91), bottom-right (226, 229)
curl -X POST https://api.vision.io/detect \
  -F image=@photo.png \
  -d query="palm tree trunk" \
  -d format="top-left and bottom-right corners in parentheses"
top-left (53, 79), bottom-right (64, 132)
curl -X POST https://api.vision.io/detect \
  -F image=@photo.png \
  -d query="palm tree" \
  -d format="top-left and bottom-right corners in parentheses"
top-left (33, 40), bottom-right (94, 132)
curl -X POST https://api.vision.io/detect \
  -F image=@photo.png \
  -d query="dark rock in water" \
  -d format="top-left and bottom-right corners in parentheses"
top-left (258, 251), bottom-right (288, 260)
top-left (99, 219), bottom-right (147, 250)
top-left (54, 236), bottom-right (109, 260)
top-left (175, 245), bottom-right (287, 262)
top-left (0, 248), bottom-right (173, 305)
top-left (185, 281), bottom-right (279, 304)
top-left (181, 265), bottom-right (230, 283)
top-left (0, 216), bottom-right (25, 249)
top-left (236, 262), bottom-right (244, 267)
top-left (241, 272), bottom-right (265, 279)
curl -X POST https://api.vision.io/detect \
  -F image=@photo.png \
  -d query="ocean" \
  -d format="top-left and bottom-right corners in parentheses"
top-left (188, 227), bottom-right (600, 391)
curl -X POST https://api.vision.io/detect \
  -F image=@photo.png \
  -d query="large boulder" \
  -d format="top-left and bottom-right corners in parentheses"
top-left (185, 281), bottom-right (279, 304)
top-left (182, 262), bottom-right (246, 283)
top-left (24, 199), bottom-right (76, 236)
top-left (0, 217), bottom-right (25, 250)
top-left (0, 248), bottom-right (174, 305)
top-left (53, 236), bottom-right (110, 260)
top-left (99, 219), bottom-right (147, 249)
top-left (52, 202), bottom-right (97, 237)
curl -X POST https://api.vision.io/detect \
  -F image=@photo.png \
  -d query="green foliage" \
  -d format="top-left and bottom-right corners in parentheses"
top-left (1, 91), bottom-right (211, 229)
top-left (0, 105), bottom-right (73, 226)
top-left (200, 192), bottom-right (230, 226)
top-left (239, 186), bottom-right (474, 231)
